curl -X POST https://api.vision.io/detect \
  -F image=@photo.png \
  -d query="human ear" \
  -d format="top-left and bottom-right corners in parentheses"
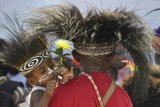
top-left (72, 50), bottom-right (80, 62)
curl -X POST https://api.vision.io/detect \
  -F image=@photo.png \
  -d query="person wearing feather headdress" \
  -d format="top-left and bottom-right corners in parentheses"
top-left (0, 13), bottom-right (75, 107)
top-left (0, 15), bottom-right (57, 107)
top-left (109, 44), bottom-right (160, 107)
top-left (26, 4), bottom-right (155, 107)
top-left (133, 27), bottom-right (160, 107)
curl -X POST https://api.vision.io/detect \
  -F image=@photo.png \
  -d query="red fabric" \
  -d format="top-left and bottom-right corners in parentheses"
top-left (49, 72), bottom-right (133, 107)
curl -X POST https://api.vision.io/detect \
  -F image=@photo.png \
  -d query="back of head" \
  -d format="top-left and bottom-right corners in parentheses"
top-left (27, 4), bottom-right (154, 104)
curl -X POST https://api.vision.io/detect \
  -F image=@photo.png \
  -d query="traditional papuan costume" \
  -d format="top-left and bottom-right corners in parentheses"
top-left (25, 4), bottom-right (156, 107)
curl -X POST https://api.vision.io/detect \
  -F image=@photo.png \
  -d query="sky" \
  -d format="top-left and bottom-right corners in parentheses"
top-left (0, 0), bottom-right (160, 38)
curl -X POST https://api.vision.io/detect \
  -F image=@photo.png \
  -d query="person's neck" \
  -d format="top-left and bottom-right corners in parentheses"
top-left (80, 65), bottom-right (109, 73)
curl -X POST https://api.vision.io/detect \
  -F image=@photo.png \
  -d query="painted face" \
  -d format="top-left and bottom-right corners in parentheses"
top-left (27, 59), bottom-right (57, 86)
top-left (19, 49), bottom-right (50, 75)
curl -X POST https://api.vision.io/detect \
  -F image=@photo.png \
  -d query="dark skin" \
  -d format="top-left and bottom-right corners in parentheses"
top-left (109, 54), bottom-right (127, 80)
top-left (30, 80), bottom-right (56, 107)
top-left (26, 58), bottom-right (74, 107)
top-left (26, 59), bottom-right (56, 107)
top-left (72, 49), bottom-right (132, 86)
top-left (72, 50), bottom-right (114, 73)
top-left (26, 59), bottom-right (55, 86)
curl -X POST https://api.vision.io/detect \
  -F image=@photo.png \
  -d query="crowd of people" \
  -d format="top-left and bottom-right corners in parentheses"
top-left (0, 4), bottom-right (160, 107)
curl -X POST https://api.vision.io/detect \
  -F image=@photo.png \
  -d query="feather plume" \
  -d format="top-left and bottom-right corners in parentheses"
top-left (27, 4), bottom-right (154, 104)
top-left (0, 11), bottom-right (46, 67)
top-left (26, 4), bottom-right (83, 40)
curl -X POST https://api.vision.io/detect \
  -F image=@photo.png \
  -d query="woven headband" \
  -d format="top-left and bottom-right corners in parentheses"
top-left (74, 43), bottom-right (117, 56)
top-left (19, 49), bottom-right (50, 75)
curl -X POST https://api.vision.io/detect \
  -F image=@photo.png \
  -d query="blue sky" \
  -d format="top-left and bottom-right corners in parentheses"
top-left (0, 0), bottom-right (160, 37)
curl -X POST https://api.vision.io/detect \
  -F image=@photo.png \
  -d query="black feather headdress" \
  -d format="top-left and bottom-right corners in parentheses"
top-left (0, 12), bottom-right (48, 75)
top-left (27, 4), bottom-right (154, 104)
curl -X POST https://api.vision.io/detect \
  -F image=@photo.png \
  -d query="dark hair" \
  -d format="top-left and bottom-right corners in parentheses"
top-left (0, 91), bottom-right (15, 107)
top-left (0, 62), bottom-right (19, 76)
top-left (27, 4), bottom-right (153, 104)
top-left (0, 12), bottom-right (47, 68)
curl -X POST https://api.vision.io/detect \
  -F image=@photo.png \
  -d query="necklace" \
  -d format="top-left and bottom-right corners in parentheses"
top-left (81, 72), bottom-right (104, 107)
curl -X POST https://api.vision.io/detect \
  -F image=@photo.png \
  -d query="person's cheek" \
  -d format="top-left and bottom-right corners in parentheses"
top-left (110, 56), bottom-right (124, 70)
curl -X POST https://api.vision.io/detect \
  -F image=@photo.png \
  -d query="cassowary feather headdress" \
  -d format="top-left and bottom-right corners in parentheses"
top-left (0, 12), bottom-right (49, 76)
top-left (27, 4), bottom-right (154, 104)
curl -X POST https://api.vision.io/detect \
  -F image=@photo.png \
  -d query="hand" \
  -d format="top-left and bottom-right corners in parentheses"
top-left (45, 80), bottom-right (56, 97)
top-left (59, 67), bottom-right (74, 84)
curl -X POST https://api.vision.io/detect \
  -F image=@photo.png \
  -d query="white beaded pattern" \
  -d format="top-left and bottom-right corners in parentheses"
top-left (81, 72), bottom-right (104, 107)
